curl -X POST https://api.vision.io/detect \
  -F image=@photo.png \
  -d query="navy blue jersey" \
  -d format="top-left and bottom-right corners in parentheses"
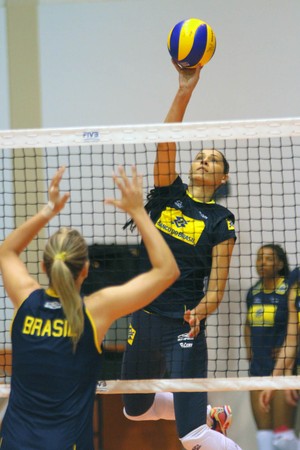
top-left (289, 267), bottom-right (300, 288)
top-left (247, 278), bottom-right (289, 376)
top-left (289, 269), bottom-right (300, 373)
top-left (0, 289), bottom-right (102, 450)
top-left (139, 176), bottom-right (236, 318)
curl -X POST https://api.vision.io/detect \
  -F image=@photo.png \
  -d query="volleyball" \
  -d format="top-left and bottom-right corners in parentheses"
top-left (167, 18), bottom-right (216, 68)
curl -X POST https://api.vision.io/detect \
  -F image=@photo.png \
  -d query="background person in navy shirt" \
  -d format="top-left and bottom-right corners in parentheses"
top-left (245, 244), bottom-right (297, 450)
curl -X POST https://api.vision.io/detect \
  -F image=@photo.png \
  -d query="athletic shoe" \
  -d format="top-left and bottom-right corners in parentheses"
top-left (210, 405), bottom-right (232, 436)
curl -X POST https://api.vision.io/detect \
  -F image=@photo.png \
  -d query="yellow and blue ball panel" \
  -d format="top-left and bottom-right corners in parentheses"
top-left (167, 18), bottom-right (216, 68)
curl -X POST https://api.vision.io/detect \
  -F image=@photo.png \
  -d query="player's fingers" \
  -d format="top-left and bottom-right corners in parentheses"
top-left (50, 166), bottom-right (65, 189)
top-left (188, 324), bottom-right (199, 338)
top-left (183, 310), bottom-right (191, 323)
top-left (131, 166), bottom-right (143, 191)
top-left (131, 165), bottom-right (137, 178)
top-left (287, 390), bottom-right (299, 406)
top-left (105, 198), bottom-right (120, 208)
top-left (137, 174), bottom-right (143, 190)
top-left (131, 166), bottom-right (138, 188)
top-left (118, 166), bottom-right (131, 188)
top-left (260, 393), bottom-right (270, 412)
top-left (112, 173), bottom-right (124, 192)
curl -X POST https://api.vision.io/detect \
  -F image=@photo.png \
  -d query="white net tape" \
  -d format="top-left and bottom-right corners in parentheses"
top-left (0, 117), bottom-right (300, 148)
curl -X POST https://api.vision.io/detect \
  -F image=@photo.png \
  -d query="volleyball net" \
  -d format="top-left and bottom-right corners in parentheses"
top-left (0, 118), bottom-right (300, 397)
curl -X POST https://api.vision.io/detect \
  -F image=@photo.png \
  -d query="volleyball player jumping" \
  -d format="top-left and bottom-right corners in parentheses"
top-left (0, 166), bottom-right (179, 449)
top-left (121, 63), bottom-right (242, 450)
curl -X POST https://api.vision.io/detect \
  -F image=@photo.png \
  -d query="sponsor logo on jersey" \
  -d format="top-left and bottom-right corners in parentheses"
top-left (174, 200), bottom-right (183, 209)
top-left (247, 304), bottom-right (277, 327)
top-left (44, 301), bottom-right (62, 310)
top-left (226, 218), bottom-right (235, 230)
top-left (177, 332), bottom-right (194, 348)
top-left (127, 324), bottom-right (136, 345)
top-left (275, 281), bottom-right (288, 295)
top-left (156, 207), bottom-right (205, 246)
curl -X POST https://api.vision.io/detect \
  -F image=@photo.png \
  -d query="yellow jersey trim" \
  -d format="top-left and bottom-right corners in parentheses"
top-left (45, 287), bottom-right (59, 298)
top-left (252, 277), bottom-right (287, 295)
top-left (85, 307), bottom-right (102, 354)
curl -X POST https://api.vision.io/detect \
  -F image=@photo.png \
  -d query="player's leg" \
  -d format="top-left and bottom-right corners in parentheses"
top-left (121, 310), bottom-right (166, 419)
top-left (272, 390), bottom-right (297, 450)
top-left (166, 323), bottom-right (241, 449)
top-left (250, 390), bottom-right (273, 450)
top-left (173, 392), bottom-right (240, 450)
top-left (124, 389), bottom-right (233, 432)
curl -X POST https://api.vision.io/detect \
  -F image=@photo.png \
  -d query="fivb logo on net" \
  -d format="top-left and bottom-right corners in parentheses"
top-left (82, 131), bottom-right (100, 141)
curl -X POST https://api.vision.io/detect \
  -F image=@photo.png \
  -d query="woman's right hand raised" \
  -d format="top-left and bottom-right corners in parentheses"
top-left (172, 60), bottom-right (202, 91)
top-left (105, 166), bottom-right (144, 217)
top-left (47, 166), bottom-right (70, 215)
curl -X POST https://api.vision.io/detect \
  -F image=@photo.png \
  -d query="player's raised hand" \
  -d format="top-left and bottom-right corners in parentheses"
top-left (47, 166), bottom-right (70, 214)
top-left (105, 166), bottom-right (144, 216)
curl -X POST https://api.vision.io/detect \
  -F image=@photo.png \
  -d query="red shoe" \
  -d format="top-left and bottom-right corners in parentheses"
top-left (210, 405), bottom-right (232, 436)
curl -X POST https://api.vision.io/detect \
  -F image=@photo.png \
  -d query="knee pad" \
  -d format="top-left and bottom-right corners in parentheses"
top-left (123, 406), bottom-right (160, 421)
top-left (123, 392), bottom-right (175, 421)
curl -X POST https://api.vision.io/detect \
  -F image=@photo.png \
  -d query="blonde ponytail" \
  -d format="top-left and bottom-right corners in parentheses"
top-left (43, 228), bottom-right (88, 350)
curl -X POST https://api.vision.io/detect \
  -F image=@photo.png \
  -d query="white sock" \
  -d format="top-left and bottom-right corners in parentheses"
top-left (124, 398), bottom-right (212, 423)
top-left (256, 430), bottom-right (274, 450)
top-left (273, 430), bottom-right (298, 450)
top-left (180, 424), bottom-right (242, 450)
top-left (123, 392), bottom-right (175, 421)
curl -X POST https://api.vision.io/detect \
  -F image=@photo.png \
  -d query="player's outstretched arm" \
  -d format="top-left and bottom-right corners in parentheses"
top-left (86, 166), bottom-right (179, 326)
top-left (154, 63), bottom-right (202, 187)
top-left (0, 167), bottom-right (70, 308)
top-left (184, 238), bottom-right (235, 337)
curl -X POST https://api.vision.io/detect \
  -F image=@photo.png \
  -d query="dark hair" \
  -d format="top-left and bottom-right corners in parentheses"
top-left (218, 150), bottom-right (229, 175)
top-left (211, 149), bottom-right (230, 198)
top-left (259, 244), bottom-right (290, 277)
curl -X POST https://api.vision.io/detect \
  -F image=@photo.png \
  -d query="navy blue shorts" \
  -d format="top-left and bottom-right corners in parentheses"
top-left (121, 310), bottom-right (208, 437)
